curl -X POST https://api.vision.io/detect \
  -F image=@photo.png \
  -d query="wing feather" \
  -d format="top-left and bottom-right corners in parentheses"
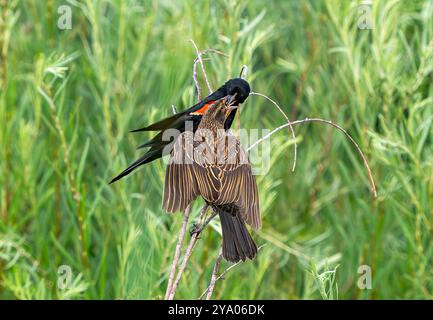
top-left (163, 133), bottom-right (199, 213)
top-left (163, 128), bottom-right (260, 230)
top-left (216, 133), bottom-right (261, 229)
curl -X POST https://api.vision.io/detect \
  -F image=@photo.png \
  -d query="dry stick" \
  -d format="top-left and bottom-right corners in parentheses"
top-left (239, 65), bottom-right (248, 79)
top-left (199, 245), bottom-right (266, 300)
top-left (191, 40), bottom-right (212, 93)
top-left (167, 205), bottom-right (209, 300)
top-left (198, 260), bottom-right (243, 300)
top-left (247, 118), bottom-right (377, 198)
top-left (164, 205), bottom-right (191, 299)
top-left (250, 92), bottom-right (298, 172)
top-left (192, 48), bottom-right (227, 100)
top-left (190, 40), bottom-right (214, 95)
top-left (205, 247), bottom-right (223, 300)
top-left (198, 260), bottom-right (241, 300)
top-left (192, 52), bottom-right (203, 100)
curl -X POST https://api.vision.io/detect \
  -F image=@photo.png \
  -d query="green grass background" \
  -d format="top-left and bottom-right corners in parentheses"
top-left (0, 0), bottom-right (432, 299)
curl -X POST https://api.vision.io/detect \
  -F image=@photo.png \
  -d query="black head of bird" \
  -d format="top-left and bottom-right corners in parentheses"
top-left (224, 78), bottom-right (250, 106)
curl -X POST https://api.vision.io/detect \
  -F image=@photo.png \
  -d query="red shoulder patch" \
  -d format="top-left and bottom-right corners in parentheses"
top-left (190, 100), bottom-right (214, 115)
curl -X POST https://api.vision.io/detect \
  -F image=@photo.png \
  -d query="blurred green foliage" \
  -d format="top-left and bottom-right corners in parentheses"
top-left (0, 0), bottom-right (432, 299)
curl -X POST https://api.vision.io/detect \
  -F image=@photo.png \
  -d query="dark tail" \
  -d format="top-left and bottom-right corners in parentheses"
top-left (130, 112), bottom-right (186, 132)
top-left (216, 206), bottom-right (257, 263)
top-left (109, 148), bottom-right (163, 184)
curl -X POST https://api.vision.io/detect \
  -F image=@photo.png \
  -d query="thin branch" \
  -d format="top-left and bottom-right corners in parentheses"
top-left (198, 258), bottom-right (242, 300)
top-left (191, 40), bottom-right (212, 93)
top-left (164, 205), bottom-right (191, 299)
top-left (190, 40), bottom-right (220, 97)
top-left (205, 247), bottom-right (223, 300)
top-left (239, 65), bottom-right (248, 79)
top-left (191, 46), bottom-right (227, 101)
top-left (167, 205), bottom-right (209, 300)
top-left (198, 245), bottom-right (266, 300)
top-left (250, 92), bottom-right (298, 172)
top-left (247, 118), bottom-right (377, 198)
top-left (192, 52), bottom-right (202, 101)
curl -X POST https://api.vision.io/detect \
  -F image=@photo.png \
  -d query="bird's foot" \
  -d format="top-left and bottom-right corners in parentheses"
top-left (189, 223), bottom-right (203, 238)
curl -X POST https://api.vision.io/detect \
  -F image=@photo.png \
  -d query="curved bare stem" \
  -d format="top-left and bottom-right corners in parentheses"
top-left (247, 118), bottom-right (377, 198)
top-left (190, 40), bottom-right (226, 99)
top-left (250, 92), bottom-right (298, 172)
top-left (239, 65), bottom-right (248, 79)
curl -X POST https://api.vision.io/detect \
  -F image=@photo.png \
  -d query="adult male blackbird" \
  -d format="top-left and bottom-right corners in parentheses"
top-left (163, 98), bottom-right (260, 262)
top-left (110, 78), bottom-right (250, 183)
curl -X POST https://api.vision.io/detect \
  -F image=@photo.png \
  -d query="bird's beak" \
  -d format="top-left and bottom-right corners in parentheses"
top-left (226, 93), bottom-right (238, 107)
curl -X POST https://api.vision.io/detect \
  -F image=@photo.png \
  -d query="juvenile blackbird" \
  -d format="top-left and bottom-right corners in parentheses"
top-left (163, 98), bottom-right (260, 262)
top-left (110, 78), bottom-right (250, 183)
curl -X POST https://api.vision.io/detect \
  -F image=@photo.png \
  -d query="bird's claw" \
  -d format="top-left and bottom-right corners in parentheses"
top-left (189, 223), bottom-right (202, 238)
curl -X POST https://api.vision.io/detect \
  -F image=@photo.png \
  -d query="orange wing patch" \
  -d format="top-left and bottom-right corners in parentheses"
top-left (190, 101), bottom-right (214, 115)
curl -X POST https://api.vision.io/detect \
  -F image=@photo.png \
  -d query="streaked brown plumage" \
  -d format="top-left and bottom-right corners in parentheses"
top-left (163, 98), bottom-right (260, 262)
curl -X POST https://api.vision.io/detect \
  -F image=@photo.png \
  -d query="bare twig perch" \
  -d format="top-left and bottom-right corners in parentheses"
top-left (247, 118), bottom-right (377, 197)
top-left (205, 247), bottom-right (223, 300)
top-left (198, 251), bottom-right (242, 300)
top-left (164, 205), bottom-right (191, 299)
top-left (167, 205), bottom-right (209, 300)
top-left (199, 245), bottom-right (266, 300)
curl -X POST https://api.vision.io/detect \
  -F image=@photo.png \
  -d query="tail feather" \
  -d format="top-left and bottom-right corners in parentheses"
top-left (137, 131), bottom-right (174, 149)
top-left (216, 206), bottom-right (257, 263)
top-left (109, 148), bottom-right (163, 184)
top-left (130, 113), bottom-right (186, 132)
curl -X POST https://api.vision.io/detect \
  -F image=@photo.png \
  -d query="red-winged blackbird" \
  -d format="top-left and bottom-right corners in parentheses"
top-left (163, 98), bottom-right (260, 263)
top-left (110, 78), bottom-right (250, 183)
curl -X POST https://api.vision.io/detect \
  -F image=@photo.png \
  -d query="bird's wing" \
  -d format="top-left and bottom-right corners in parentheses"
top-left (190, 139), bottom-right (221, 203)
top-left (215, 132), bottom-right (261, 229)
top-left (163, 129), bottom-right (260, 231)
top-left (162, 132), bottom-right (201, 213)
top-left (131, 91), bottom-right (224, 132)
